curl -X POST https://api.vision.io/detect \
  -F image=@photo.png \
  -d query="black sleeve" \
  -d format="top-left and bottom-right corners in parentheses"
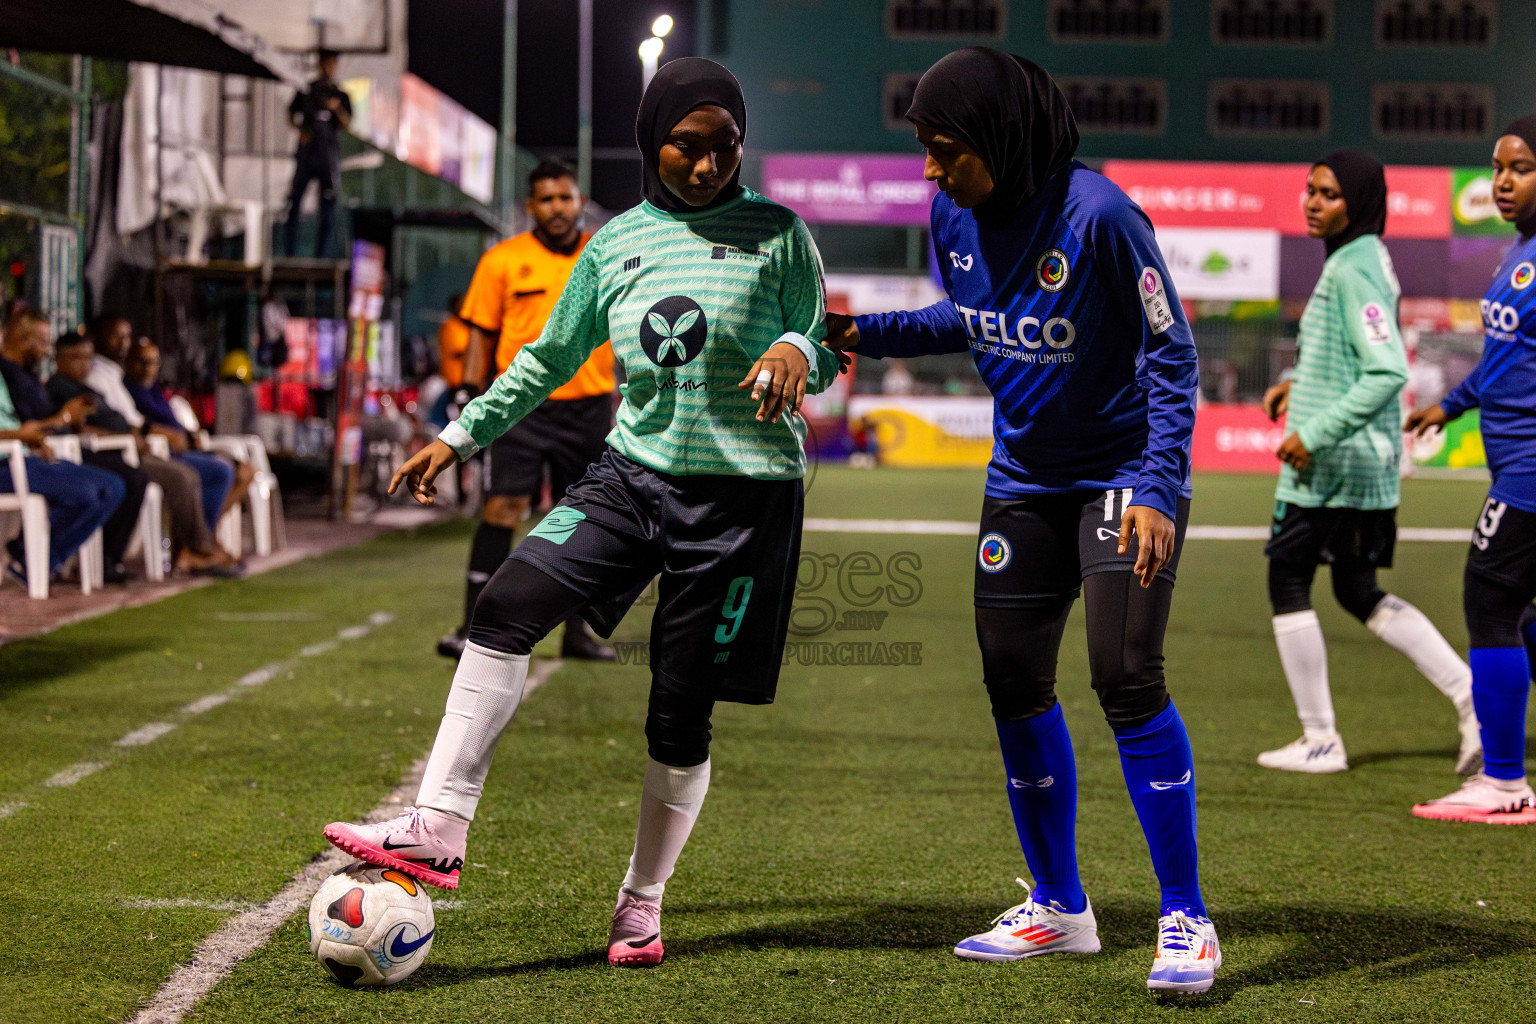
top-left (288, 90), bottom-right (304, 118)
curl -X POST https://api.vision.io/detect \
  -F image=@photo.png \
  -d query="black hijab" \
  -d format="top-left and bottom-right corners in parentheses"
top-left (1500, 115), bottom-right (1536, 235)
top-left (1314, 149), bottom-right (1388, 257)
top-left (904, 47), bottom-right (1079, 228)
top-left (634, 57), bottom-right (747, 214)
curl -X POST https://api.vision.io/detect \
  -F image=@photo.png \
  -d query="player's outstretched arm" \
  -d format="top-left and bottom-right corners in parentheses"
top-left (389, 439), bottom-right (459, 506)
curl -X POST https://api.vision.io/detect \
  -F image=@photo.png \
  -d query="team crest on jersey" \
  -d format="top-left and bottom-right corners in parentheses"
top-left (1035, 249), bottom-right (1070, 292)
top-left (978, 532), bottom-right (1012, 573)
top-left (639, 295), bottom-right (709, 367)
top-left (1512, 261), bottom-right (1535, 290)
top-left (517, 264), bottom-right (532, 280)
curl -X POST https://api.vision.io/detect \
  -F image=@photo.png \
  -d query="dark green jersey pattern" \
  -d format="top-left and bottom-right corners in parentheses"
top-left (443, 189), bottom-right (838, 480)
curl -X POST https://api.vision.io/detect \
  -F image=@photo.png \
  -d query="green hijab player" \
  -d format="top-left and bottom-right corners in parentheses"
top-left (1259, 149), bottom-right (1479, 776)
top-left (323, 58), bottom-right (840, 968)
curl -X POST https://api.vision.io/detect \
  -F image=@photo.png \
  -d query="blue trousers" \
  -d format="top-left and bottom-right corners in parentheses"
top-left (0, 457), bottom-right (124, 572)
top-left (178, 452), bottom-right (234, 533)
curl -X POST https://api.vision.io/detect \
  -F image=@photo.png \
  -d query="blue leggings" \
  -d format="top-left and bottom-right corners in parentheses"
top-left (177, 452), bottom-right (234, 532)
top-left (0, 457), bottom-right (124, 572)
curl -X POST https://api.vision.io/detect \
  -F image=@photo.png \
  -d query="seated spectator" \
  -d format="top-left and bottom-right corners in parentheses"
top-left (89, 315), bottom-right (236, 538)
top-left (0, 310), bottom-right (146, 584)
top-left (125, 340), bottom-right (254, 522)
top-left (0, 369), bottom-right (124, 588)
top-left (49, 333), bottom-right (239, 577)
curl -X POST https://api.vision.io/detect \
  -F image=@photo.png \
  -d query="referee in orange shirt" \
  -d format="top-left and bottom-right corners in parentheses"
top-left (438, 158), bottom-right (618, 661)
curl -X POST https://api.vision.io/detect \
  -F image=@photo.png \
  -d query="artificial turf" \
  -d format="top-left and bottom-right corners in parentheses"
top-left (1, 469), bottom-right (1531, 1024)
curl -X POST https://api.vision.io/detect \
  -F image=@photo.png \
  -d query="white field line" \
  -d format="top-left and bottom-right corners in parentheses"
top-left (44, 762), bottom-right (107, 788)
top-left (124, 898), bottom-right (258, 912)
top-left (127, 657), bottom-right (563, 1024)
top-left (0, 613), bottom-right (392, 820)
top-left (802, 517), bottom-right (1471, 543)
top-left (117, 722), bottom-right (178, 747)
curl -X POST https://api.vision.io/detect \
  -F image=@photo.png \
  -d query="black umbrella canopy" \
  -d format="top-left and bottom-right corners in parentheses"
top-left (0, 0), bottom-right (305, 84)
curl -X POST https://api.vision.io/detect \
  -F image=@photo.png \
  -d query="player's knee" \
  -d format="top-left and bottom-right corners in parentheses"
top-left (985, 673), bottom-right (1058, 721)
top-left (1089, 658), bottom-right (1169, 729)
top-left (1329, 564), bottom-right (1386, 623)
top-left (1463, 570), bottom-right (1528, 648)
top-left (645, 680), bottom-right (713, 768)
top-left (483, 495), bottom-right (529, 529)
top-left (1266, 559), bottom-right (1314, 615)
top-left (465, 560), bottom-right (569, 655)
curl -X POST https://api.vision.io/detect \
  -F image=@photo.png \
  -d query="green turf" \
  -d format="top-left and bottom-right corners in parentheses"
top-left (1, 470), bottom-right (1531, 1024)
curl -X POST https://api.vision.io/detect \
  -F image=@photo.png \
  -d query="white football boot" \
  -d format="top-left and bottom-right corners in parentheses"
top-left (1256, 733), bottom-right (1348, 773)
top-left (953, 879), bottom-right (1100, 961)
top-left (1147, 910), bottom-right (1221, 994)
top-left (1412, 772), bottom-right (1536, 825)
top-left (324, 807), bottom-right (466, 889)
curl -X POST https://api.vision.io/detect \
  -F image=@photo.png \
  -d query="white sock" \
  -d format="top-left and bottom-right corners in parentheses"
top-left (1365, 595), bottom-right (1474, 707)
top-left (415, 642), bottom-right (530, 821)
top-left (1273, 610), bottom-right (1336, 740)
top-left (622, 758), bottom-right (711, 900)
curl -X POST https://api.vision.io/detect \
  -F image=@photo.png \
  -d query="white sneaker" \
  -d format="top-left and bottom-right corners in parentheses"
top-left (952, 879), bottom-right (1100, 961)
top-left (1147, 910), bottom-right (1220, 994)
top-left (1412, 772), bottom-right (1536, 825)
top-left (1454, 702), bottom-right (1483, 776)
top-left (1256, 733), bottom-right (1347, 773)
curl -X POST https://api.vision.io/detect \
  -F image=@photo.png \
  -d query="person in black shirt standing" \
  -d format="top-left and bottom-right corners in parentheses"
top-left (284, 49), bottom-right (352, 259)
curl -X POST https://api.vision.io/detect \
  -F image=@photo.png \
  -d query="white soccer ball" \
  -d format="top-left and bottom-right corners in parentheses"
top-left (308, 861), bottom-right (436, 987)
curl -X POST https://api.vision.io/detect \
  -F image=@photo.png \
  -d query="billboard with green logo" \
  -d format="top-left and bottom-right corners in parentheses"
top-left (1452, 168), bottom-right (1518, 237)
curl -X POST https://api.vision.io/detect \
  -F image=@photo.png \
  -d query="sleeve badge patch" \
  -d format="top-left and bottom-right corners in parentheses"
top-left (1138, 267), bottom-right (1175, 335)
top-left (1360, 302), bottom-right (1393, 345)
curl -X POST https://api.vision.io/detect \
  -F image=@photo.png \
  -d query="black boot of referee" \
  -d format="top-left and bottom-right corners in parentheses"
top-left (561, 615), bottom-right (616, 661)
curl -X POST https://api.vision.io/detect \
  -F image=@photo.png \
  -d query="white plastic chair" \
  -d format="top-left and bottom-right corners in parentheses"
top-left (0, 439), bottom-right (51, 598)
top-left (44, 435), bottom-right (102, 593)
top-left (150, 430), bottom-right (243, 557)
top-left (83, 434), bottom-right (166, 582)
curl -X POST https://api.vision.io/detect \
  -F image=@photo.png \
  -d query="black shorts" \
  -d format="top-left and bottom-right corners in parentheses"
top-left (1466, 495), bottom-right (1536, 593)
top-left (974, 489), bottom-right (1191, 608)
top-left (1264, 502), bottom-right (1397, 568)
top-left (511, 447), bottom-right (804, 705)
top-left (485, 394), bottom-right (612, 500)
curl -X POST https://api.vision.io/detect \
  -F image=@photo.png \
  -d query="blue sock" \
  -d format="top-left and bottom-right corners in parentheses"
top-left (995, 704), bottom-right (1085, 913)
top-left (1520, 613), bottom-right (1536, 682)
top-left (1113, 702), bottom-right (1205, 918)
top-left (1470, 647), bottom-right (1531, 781)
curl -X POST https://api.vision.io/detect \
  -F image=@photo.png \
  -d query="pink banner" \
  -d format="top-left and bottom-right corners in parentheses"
top-left (762, 154), bottom-right (936, 226)
top-left (1192, 403), bottom-right (1285, 473)
top-left (1102, 160), bottom-right (1450, 239)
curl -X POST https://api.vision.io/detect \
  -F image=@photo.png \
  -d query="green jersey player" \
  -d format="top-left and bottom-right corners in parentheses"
top-left (1259, 150), bottom-right (1479, 775)
top-left (324, 59), bottom-right (840, 967)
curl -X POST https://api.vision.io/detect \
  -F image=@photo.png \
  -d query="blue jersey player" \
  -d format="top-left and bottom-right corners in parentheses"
top-left (1408, 115), bottom-right (1536, 825)
top-left (825, 49), bottom-right (1215, 994)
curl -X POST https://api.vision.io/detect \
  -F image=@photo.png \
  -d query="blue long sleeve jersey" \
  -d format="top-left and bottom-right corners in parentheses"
top-left (1441, 231), bottom-right (1536, 512)
top-left (853, 163), bottom-right (1198, 519)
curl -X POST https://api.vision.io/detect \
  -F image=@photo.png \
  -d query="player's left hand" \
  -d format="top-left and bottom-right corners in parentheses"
top-left (740, 341), bottom-right (810, 424)
top-left (1119, 504), bottom-right (1175, 588)
top-left (1276, 432), bottom-right (1311, 472)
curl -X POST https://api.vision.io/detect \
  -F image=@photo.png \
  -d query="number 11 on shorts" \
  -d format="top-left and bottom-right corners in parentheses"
top-left (715, 576), bottom-right (755, 645)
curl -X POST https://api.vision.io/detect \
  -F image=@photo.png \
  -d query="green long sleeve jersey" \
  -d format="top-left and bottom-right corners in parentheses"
top-left (1276, 234), bottom-right (1409, 510)
top-left (440, 189), bottom-right (840, 480)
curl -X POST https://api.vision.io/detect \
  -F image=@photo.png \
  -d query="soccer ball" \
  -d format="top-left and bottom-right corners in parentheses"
top-left (308, 861), bottom-right (436, 987)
